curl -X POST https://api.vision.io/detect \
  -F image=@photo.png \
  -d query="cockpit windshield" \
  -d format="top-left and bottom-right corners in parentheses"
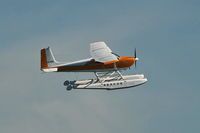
top-left (112, 52), bottom-right (120, 57)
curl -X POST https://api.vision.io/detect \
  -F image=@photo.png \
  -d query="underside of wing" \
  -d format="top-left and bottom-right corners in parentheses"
top-left (90, 42), bottom-right (118, 63)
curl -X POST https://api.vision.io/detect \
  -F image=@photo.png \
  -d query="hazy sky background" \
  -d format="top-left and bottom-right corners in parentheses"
top-left (0, 0), bottom-right (200, 133)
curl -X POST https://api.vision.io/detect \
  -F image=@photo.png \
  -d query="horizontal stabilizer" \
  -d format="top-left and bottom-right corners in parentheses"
top-left (42, 68), bottom-right (58, 72)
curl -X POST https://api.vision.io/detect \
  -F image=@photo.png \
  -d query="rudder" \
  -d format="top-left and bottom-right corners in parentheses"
top-left (41, 48), bottom-right (48, 69)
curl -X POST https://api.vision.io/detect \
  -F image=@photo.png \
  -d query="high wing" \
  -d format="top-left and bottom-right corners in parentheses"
top-left (90, 42), bottom-right (118, 63)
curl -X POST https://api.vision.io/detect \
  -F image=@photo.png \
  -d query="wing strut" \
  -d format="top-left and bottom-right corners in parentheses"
top-left (114, 63), bottom-right (124, 80)
top-left (94, 64), bottom-right (125, 83)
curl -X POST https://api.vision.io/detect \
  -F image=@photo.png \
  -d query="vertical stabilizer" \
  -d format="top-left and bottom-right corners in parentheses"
top-left (41, 48), bottom-right (48, 69)
top-left (40, 47), bottom-right (58, 72)
top-left (45, 47), bottom-right (57, 64)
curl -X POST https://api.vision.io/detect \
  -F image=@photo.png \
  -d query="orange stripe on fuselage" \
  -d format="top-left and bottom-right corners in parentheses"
top-left (104, 60), bottom-right (118, 65)
top-left (54, 56), bottom-right (135, 72)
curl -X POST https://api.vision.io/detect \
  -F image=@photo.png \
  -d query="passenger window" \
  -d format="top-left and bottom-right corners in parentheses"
top-left (113, 83), bottom-right (115, 85)
top-left (120, 82), bottom-right (122, 85)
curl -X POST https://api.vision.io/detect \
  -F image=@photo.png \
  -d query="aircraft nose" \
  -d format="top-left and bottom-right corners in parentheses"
top-left (129, 57), bottom-right (134, 65)
top-left (135, 57), bottom-right (139, 61)
top-left (132, 57), bottom-right (139, 67)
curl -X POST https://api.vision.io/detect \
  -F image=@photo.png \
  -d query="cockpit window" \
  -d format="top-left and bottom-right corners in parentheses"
top-left (112, 52), bottom-right (120, 57)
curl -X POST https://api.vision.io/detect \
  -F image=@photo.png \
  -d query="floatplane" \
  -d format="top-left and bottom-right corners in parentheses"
top-left (40, 42), bottom-right (147, 90)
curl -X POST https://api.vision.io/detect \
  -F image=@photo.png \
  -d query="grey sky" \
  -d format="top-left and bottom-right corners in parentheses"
top-left (0, 0), bottom-right (200, 133)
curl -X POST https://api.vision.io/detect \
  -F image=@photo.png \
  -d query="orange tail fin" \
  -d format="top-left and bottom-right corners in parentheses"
top-left (40, 48), bottom-right (48, 69)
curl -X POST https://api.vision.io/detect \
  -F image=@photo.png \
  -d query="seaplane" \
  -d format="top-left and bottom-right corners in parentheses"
top-left (40, 42), bottom-right (147, 90)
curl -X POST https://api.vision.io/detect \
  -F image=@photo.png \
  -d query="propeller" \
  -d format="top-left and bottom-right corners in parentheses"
top-left (134, 48), bottom-right (139, 68)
